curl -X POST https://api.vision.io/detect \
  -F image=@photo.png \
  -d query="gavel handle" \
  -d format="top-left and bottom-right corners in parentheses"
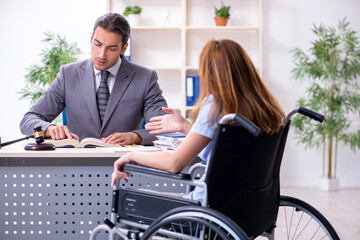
top-left (0, 135), bottom-right (34, 148)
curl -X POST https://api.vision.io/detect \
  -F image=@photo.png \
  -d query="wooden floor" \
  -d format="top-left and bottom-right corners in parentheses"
top-left (276, 187), bottom-right (360, 240)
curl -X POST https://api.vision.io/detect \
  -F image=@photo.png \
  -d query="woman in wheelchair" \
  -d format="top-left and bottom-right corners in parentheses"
top-left (112, 38), bottom-right (286, 203)
top-left (96, 39), bottom-right (340, 240)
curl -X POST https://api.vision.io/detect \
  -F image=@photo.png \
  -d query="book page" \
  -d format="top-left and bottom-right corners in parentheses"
top-left (44, 138), bottom-right (80, 147)
top-left (44, 137), bottom-right (121, 148)
top-left (79, 137), bottom-right (121, 148)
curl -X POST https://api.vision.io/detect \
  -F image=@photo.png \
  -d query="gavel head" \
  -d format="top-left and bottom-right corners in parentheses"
top-left (33, 126), bottom-right (45, 144)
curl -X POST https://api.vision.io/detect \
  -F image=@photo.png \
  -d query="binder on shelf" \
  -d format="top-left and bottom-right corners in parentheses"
top-left (186, 76), bottom-right (200, 106)
top-left (124, 36), bottom-right (131, 61)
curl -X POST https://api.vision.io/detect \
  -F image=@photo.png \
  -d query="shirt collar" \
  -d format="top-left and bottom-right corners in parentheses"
top-left (93, 57), bottom-right (122, 77)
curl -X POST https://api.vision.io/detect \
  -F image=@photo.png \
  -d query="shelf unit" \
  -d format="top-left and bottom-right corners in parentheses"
top-left (107, 0), bottom-right (262, 117)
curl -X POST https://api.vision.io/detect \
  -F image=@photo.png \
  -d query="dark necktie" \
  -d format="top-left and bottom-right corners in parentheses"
top-left (96, 71), bottom-right (110, 125)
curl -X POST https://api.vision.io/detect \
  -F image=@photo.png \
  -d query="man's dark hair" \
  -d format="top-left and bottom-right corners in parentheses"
top-left (93, 13), bottom-right (130, 47)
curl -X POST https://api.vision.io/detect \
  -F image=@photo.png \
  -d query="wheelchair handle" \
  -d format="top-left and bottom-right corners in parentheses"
top-left (103, 218), bottom-right (129, 240)
top-left (220, 114), bottom-right (261, 136)
top-left (104, 218), bottom-right (115, 229)
top-left (287, 107), bottom-right (325, 123)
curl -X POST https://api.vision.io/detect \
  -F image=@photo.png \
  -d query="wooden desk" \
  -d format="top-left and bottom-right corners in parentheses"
top-left (0, 141), bottom-right (181, 240)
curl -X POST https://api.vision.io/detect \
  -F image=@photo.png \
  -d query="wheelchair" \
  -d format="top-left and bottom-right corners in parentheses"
top-left (90, 107), bottom-right (340, 240)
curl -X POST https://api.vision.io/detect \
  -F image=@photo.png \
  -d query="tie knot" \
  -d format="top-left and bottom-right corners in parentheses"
top-left (101, 71), bottom-right (109, 80)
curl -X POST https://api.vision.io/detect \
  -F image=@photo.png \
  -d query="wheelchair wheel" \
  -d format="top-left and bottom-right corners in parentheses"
top-left (276, 195), bottom-right (340, 240)
top-left (141, 205), bottom-right (248, 240)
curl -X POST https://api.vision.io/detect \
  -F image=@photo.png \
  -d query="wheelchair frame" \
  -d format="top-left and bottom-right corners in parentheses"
top-left (90, 107), bottom-right (340, 240)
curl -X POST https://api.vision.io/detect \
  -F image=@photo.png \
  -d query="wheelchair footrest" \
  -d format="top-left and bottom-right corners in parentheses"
top-left (117, 188), bottom-right (200, 224)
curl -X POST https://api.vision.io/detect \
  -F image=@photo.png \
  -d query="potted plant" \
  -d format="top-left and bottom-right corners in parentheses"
top-left (214, 2), bottom-right (230, 26)
top-left (123, 5), bottom-right (142, 26)
top-left (19, 31), bottom-right (81, 124)
top-left (291, 19), bottom-right (360, 191)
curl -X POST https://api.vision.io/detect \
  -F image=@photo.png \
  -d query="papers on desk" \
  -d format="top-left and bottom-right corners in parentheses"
top-left (96, 145), bottom-right (161, 152)
top-left (153, 132), bottom-right (186, 150)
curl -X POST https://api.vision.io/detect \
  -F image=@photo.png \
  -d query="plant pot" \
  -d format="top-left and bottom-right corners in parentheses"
top-left (320, 177), bottom-right (339, 191)
top-left (127, 14), bottom-right (141, 26)
top-left (214, 17), bottom-right (229, 26)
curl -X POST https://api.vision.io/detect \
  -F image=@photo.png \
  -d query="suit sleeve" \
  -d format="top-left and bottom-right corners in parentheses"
top-left (19, 66), bottom-right (66, 135)
top-left (133, 70), bottom-right (167, 145)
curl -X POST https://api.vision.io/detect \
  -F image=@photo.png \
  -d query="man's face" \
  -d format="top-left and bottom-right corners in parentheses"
top-left (91, 27), bottom-right (128, 71)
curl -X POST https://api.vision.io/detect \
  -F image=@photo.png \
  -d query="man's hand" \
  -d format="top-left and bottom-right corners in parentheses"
top-left (45, 125), bottom-right (79, 140)
top-left (102, 132), bottom-right (142, 145)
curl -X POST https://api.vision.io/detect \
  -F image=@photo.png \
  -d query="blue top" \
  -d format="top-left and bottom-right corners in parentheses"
top-left (189, 95), bottom-right (218, 163)
top-left (186, 95), bottom-right (219, 204)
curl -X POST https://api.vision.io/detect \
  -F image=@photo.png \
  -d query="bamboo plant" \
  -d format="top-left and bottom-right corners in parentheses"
top-left (19, 31), bottom-right (81, 103)
top-left (291, 18), bottom-right (360, 179)
top-left (19, 31), bottom-right (81, 123)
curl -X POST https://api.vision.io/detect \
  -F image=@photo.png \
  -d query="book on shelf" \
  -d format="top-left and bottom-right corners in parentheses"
top-left (124, 36), bottom-right (132, 61)
top-left (44, 137), bottom-right (125, 148)
top-left (186, 76), bottom-right (200, 106)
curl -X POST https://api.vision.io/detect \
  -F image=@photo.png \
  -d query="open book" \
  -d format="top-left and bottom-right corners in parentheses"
top-left (44, 137), bottom-right (123, 148)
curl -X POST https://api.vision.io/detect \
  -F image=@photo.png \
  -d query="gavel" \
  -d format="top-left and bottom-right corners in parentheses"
top-left (0, 126), bottom-right (55, 150)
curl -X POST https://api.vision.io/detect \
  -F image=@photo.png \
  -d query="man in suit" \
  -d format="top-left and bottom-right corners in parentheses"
top-left (20, 13), bottom-right (167, 145)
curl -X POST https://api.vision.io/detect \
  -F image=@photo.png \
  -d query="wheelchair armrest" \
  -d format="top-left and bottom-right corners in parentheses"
top-left (188, 162), bottom-right (206, 174)
top-left (123, 163), bottom-right (192, 180)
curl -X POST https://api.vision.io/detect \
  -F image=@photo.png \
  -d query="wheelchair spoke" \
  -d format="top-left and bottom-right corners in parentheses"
top-left (194, 222), bottom-right (200, 238)
top-left (283, 205), bottom-right (293, 239)
top-left (293, 212), bottom-right (309, 239)
top-left (292, 210), bottom-right (304, 239)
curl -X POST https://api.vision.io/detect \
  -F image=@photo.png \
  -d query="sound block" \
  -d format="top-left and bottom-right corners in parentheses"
top-left (25, 143), bottom-right (56, 151)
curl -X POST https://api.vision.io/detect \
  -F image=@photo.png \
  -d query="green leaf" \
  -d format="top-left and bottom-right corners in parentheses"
top-left (214, 2), bottom-right (230, 18)
top-left (19, 32), bottom-right (81, 104)
top-left (123, 5), bottom-right (142, 17)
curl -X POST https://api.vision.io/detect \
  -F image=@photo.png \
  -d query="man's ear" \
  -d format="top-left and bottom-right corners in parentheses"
top-left (90, 32), bottom-right (94, 44)
top-left (121, 43), bottom-right (129, 55)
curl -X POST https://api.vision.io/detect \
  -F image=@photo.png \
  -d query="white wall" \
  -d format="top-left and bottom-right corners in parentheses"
top-left (262, 0), bottom-right (360, 188)
top-left (0, 0), bottom-right (359, 188)
top-left (0, 0), bottom-right (106, 141)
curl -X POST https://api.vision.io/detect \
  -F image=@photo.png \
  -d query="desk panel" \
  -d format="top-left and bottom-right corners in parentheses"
top-left (0, 163), bottom-right (115, 240)
top-left (0, 143), bottom-right (188, 240)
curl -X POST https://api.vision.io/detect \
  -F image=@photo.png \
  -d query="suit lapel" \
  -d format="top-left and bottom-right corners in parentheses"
top-left (79, 59), bottom-right (102, 131)
top-left (102, 58), bottom-right (134, 129)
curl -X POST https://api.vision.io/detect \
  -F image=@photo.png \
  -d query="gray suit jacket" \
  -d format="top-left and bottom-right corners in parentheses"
top-left (20, 57), bottom-right (167, 145)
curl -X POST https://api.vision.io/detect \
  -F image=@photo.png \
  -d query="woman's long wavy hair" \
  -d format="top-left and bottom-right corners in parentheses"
top-left (191, 39), bottom-right (285, 135)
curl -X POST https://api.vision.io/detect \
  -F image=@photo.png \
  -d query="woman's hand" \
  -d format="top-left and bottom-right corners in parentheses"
top-left (111, 153), bottom-right (132, 186)
top-left (145, 107), bottom-right (192, 135)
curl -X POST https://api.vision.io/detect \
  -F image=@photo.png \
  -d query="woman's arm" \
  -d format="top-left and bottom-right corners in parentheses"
top-left (145, 107), bottom-right (193, 135)
top-left (111, 132), bottom-right (210, 186)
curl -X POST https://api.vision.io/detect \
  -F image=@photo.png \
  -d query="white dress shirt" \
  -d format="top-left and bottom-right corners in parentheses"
top-left (93, 57), bottom-right (122, 93)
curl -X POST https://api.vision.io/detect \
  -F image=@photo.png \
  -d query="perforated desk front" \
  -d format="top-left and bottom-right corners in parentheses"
top-left (0, 141), bottom-right (187, 240)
